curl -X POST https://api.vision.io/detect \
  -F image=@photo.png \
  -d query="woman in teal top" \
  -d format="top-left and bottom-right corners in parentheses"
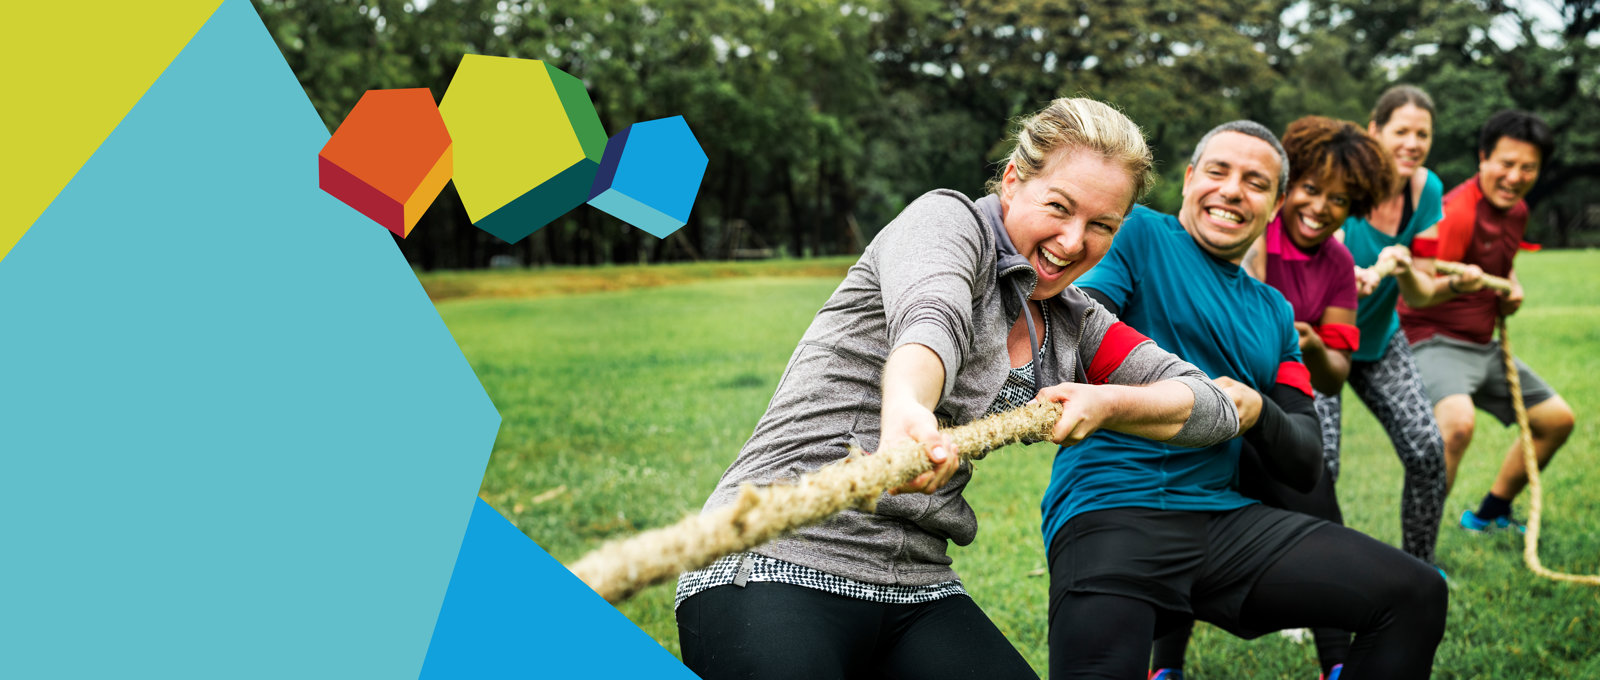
top-left (1323, 85), bottom-right (1456, 566)
top-left (1344, 166), bottom-right (1441, 362)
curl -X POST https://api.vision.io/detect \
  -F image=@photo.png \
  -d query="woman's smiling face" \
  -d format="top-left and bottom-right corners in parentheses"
top-left (1370, 103), bottom-right (1433, 183)
top-left (1282, 171), bottom-right (1352, 250)
top-left (999, 147), bottom-right (1136, 300)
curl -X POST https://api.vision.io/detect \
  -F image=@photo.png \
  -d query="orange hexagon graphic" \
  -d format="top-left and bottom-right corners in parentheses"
top-left (318, 88), bottom-right (452, 238)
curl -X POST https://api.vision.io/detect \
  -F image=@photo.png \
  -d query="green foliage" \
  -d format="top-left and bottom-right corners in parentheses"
top-left (256, 0), bottom-right (1600, 265)
top-left (1277, 0), bottom-right (1600, 245)
top-left (435, 250), bottom-right (1600, 677)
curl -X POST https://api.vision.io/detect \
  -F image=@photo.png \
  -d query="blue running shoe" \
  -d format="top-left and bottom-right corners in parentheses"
top-left (1460, 509), bottom-right (1526, 534)
top-left (1149, 670), bottom-right (1183, 680)
top-left (1320, 663), bottom-right (1343, 680)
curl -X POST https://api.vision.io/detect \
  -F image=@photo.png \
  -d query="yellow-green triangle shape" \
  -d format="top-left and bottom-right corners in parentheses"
top-left (1, 1), bottom-right (223, 263)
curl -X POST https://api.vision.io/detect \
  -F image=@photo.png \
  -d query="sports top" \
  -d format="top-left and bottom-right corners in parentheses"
top-left (1041, 205), bottom-right (1305, 549)
top-left (1340, 169), bottom-right (1443, 362)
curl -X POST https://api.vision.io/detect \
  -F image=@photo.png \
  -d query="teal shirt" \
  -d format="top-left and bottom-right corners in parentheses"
top-left (1340, 169), bottom-right (1443, 362)
top-left (1042, 206), bottom-right (1300, 550)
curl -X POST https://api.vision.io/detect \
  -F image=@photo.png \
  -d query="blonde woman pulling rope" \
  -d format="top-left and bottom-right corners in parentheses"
top-left (662, 98), bottom-right (1240, 680)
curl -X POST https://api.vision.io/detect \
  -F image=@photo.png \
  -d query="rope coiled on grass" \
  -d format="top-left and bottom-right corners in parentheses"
top-left (1495, 316), bottom-right (1600, 586)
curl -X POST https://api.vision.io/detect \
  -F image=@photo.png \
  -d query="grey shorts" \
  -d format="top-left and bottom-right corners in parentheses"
top-left (1410, 334), bottom-right (1556, 425)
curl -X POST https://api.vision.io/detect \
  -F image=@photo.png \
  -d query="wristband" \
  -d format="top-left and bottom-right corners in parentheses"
top-left (1316, 323), bottom-right (1360, 352)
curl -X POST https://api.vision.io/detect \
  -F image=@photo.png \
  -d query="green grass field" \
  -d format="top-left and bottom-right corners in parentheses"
top-left (428, 251), bottom-right (1600, 678)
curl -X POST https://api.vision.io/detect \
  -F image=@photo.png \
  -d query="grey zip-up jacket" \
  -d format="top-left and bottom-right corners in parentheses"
top-left (701, 189), bottom-right (1239, 586)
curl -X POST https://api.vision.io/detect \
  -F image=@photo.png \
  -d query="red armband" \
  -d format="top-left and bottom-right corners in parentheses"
top-left (1087, 321), bottom-right (1151, 385)
top-left (1410, 237), bottom-right (1440, 259)
top-left (1276, 361), bottom-right (1313, 398)
top-left (1316, 323), bottom-right (1360, 352)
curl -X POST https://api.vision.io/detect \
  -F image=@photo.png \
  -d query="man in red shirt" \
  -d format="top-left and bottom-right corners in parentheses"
top-left (1398, 110), bottom-right (1576, 533)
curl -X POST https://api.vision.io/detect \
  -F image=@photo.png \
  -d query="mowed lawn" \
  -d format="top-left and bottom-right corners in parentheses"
top-left (429, 250), bottom-right (1600, 679)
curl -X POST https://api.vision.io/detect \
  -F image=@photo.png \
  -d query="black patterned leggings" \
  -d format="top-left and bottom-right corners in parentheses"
top-left (1313, 332), bottom-right (1448, 564)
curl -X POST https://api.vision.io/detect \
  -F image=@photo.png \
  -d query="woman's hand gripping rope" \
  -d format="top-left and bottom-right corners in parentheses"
top-left (566, 401), bottom-right (1068, 604)
top-left (880, 390), bottom-right (958, 496)
top-left (1361, 250), bottom-right (1498, 295)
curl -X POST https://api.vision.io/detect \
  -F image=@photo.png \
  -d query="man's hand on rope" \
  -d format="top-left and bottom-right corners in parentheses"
top-left (1444, 262), bottom-right (1486, 295)
top-left (1499, 281), bottom-right (1525, 316)
top-left (1214, 376), bottom-right (1262, 431)
top-left (1034, 382), bottom-right (1114, 446)
top-left (881, 398), bottom-right (957, 495)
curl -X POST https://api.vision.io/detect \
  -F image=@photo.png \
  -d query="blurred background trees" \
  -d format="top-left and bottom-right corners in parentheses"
top-left (256, 0), bottom-right (1600, 269)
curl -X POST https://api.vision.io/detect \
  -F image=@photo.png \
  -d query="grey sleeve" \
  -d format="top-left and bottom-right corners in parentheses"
top-left (874, 193), bottom-right (989, 400)
top-left (1163, 374), bottom-right (1241, 448)
top-left (1078, 302), bottom-right (1240, 448)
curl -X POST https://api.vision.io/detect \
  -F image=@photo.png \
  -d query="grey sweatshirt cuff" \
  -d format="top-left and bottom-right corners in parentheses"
top-left (1166, 375), bottom-right (1241, 448)
top-left (895, 320), bottom-right (963, 400)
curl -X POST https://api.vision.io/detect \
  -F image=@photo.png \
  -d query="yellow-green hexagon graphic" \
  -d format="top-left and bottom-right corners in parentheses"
top-left (440, 55), bottom-right (606, 243)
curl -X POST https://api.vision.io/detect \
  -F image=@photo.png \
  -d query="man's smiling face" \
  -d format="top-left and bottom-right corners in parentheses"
top-left (1477, 136), bottom-right (1542, 211)
top-left (1179, 131), bottom-right (1284, 264)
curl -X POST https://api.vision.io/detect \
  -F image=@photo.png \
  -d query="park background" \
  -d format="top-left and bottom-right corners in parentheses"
top-left (261, 0), bottom-right (1600, 269)
top-left (259, 0), bottom-right (1599, 677)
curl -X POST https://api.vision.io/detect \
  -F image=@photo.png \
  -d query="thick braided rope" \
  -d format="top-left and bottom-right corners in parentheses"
top-left (567, 401), bottom-right (1063, 603)
top-left (1366, 257), bottom-right (1514, 292)
top-left (1432, 260), bottom-right (1512, 292)
top-left (1497, 317), bottom-right (1600, 585)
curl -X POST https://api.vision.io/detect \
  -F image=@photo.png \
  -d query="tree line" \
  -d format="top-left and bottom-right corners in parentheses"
top-left (256, 0), bottom-right (1600, 269)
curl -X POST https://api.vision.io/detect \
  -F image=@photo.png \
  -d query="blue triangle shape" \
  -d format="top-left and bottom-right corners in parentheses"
top-left (422, 500), bottom-right (696, 677)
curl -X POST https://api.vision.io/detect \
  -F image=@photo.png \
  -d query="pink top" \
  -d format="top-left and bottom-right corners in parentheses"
top-left (1264, 215), bottom-right (1358, 326)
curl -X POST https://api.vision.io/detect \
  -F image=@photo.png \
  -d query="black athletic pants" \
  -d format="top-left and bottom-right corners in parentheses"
top-left (1050, 524), bottom-right (1447, 679)
top-left (678, 582), bottom-right (1038, 679)
top-left (1151, 441), bottom-right (1353, 675)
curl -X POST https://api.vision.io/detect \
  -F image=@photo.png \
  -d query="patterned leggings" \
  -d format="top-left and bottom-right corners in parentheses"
top-left (1313, 333), bottom-right (1448, 564)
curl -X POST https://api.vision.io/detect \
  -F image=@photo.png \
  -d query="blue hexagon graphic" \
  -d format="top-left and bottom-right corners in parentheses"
top-left (587, 115), bottom-right (709, 238)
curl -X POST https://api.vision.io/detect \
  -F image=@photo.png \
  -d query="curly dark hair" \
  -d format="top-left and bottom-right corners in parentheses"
top-left (1280, 116), bottom-right (1397, 219)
